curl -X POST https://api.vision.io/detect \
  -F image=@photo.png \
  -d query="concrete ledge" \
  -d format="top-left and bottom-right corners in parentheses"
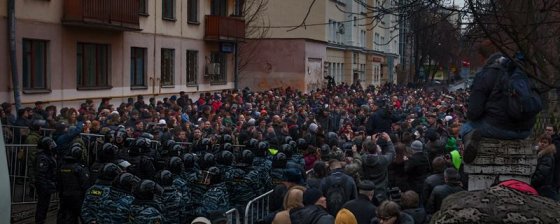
top-left (464, 138), bottom-right (537, 191)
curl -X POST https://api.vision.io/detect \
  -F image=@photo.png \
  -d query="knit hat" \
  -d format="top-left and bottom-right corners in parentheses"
top-left (335, 208), bottom-right (358, 224)
top-left (411, 140), bottom-right (423, 152)
top-left (303, 188), bottom-right (323, 206)
top-left (308, 123), bottom-right (318, 133)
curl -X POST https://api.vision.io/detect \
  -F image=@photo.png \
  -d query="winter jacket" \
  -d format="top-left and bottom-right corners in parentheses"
top-left (361, 142), bottom-right (396, 202)
top-left (467, 53), bottom-right (534, 131)
top-left (531, 144), bottom-right (556, 190)
top-left (404, 152), bottom-right (431, 195)
top-left (426, 183), bottom-right (464, 214)
top-left (320, 168), bottom-right (358, 216)
top-left (290, 205), bottom-right (335, 224)
top-left (341, 194), bottom-right (377, 224)
top-left (402, 208), bottom-right (428, 224)
top-left (421, 173), bottom-right (444, 206)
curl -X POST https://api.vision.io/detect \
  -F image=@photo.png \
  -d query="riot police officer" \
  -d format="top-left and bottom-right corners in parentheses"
top-left (35, 137), bottom-right (58, 224)
top-left (195, 166), bottom-right (230, 218)
top-left (57, 146), bottom-right (89, 224)
top-left (99, 172), bottom-right (140, 223)
top-left (154, 170), bottom-right (186, 223)
top-left (129, 179), bottom-right (164, 224)
top-left (128, 137), bottom-right (156, 179)
top-left (81, 163), bottom-right (122, 223)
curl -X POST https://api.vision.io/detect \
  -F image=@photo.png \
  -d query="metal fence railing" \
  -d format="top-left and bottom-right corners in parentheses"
top-left (244, 190), bottom-right (274, 224)
top-left (6, 144), bottom-right (58, 205)
top-left (225, 208), bottom-right (241, 224)
top-left (3, 126), bottom-right (30, 145)
top-left (80, 133), bottom-right (105, 166)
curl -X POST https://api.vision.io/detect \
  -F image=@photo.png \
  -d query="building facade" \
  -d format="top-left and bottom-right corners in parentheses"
top-left (239, 0), bottom-right (399, 92)
top-left (0, 0), bottom-right (244, 108)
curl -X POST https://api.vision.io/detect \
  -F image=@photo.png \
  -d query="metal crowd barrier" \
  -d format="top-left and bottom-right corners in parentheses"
top-left (3, 125), bottom-right (30, 145)
top-left (225, 208), bottom-right (241, 224)
top-left (6, 144), bottom-right (58, 205)
top-left (80, 133), bottom-right (105, 165)
top-left (244, 190), bottom-right (274, 224)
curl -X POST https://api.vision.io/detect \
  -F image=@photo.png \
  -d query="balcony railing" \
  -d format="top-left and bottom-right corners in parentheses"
top-left (62, 0), bottom-right (141, 31)
top-left (205, 15), bottom-right (245, 41)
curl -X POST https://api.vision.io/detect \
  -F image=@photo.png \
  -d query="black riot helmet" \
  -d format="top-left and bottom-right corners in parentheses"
top-left (222, 134), bottom-right (233, 144)
top-left (154, 170), bottom-right (174, 187)
top-left (169, 144), bottom-right (183, 157)
top-left (201, 138), bottom-right (211, 150)
top-left (239, 150), bottom-right (254, 165)
top-left (101, 143), bottom-right (117, 161)
top-left (222, 143), bottom-right (233, 152)
top-left (327, 132), bottom-right (339, 147)
top-left (133, 179), bottom-right (164, 200)
top-left (168, 156), bottom-right (183, 174)
top-left (134, 137), bottom-right (151, 153)
top-left (247, 138), bottom-right (259, 151)
top-left (216, 150), bottom-right (234, 166)
top-left (99, 163), bottom-right (123, 181)
top-left (112, 172), bottom-right (140, 193)
top-left (297, 138), bottom-right (308, 151)
top-left (284, 136), bottom-right (293, 144)
top-left (182, 153), bottom-right (198, 169)
top-left (38, 137), bottom-right (57, 151)
top-left (272, 152), bottom-right (288, 168)
top-left (164, 139), bottom-right (176, 150)
top-left (280, 144), bottom-right (294, 158)
top-left (288, 140), bottom-right (297, 152)
top-left (199, 153), bottom-right (216, 170)
top-left (200, 166), bottom-right (222, 185)
top-left (68, 145), bottom-right (83, 161)
top-left (31, 119), bottom-right (47, 131)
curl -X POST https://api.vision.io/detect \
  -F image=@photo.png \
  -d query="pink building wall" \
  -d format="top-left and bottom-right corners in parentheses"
top-left (238, 39), bottom-right (326, 92)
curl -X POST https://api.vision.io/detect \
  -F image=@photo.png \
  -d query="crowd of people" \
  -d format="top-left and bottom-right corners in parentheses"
top-left (2, 46), bottom-right (560, 224)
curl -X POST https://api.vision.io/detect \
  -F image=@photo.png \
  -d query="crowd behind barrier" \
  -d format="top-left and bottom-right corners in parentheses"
top-left (1, 81), bottom-right (558, 223)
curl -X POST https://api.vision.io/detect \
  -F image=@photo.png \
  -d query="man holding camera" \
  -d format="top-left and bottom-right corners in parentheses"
top-left (360, 132), bottom-right (395, 203)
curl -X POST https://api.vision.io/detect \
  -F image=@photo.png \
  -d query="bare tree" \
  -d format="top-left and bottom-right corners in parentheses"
top-left (238, 0), bottom-right (270, 73)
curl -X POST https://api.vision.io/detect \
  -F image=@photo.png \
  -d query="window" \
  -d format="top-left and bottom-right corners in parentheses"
top-left (188, 0), bottom-right (199, 23)
top-left (211, 0), bottom-right (228, 16)
top-left (139, 0), bottom-right (148, 15)
top-left (234, 0), bottom-right (243, 16)
top-left (131, 47), bottom-right (147, 88)
top-left (163, 0), bottom-right (175, 20)
top-left (161, 48), bottom-right (175, 86)
top-left (23, 39), bottom-right (48, 90)
top-left (186, 50), bottom-right (198, 85)
top-left (77, 43), bottom-right (110, 88)
top-left (353, 17), bottom-right (357, 26)
top-left (210, 52), bottom-right (227, 84)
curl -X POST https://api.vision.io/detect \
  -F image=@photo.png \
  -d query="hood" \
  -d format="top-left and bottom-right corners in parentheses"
top-left (290, 205), bottom-right (328, 224)
top-left (538, 144), bottom-right (556, 158)
top-left (363, 154), bottom-right (382, 167)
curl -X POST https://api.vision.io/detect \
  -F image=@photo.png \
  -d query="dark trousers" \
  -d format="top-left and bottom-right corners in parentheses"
top-left (35, 190), bottom-right (52, 224)
top-left (57, 195), bottom-right (83, 224)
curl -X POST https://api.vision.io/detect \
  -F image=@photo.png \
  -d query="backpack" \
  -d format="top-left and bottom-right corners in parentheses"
top-left (490, 59), bottom-right (543, 120)
top-left (325, 178), bottom-right (347, 216)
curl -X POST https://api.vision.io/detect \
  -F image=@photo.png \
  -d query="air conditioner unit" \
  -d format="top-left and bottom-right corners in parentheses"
top-left (205, 63), bottom-right (221, 76)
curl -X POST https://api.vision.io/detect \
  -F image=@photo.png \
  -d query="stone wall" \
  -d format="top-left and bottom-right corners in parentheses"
top-left (464, 138), bottom-right (537, 191)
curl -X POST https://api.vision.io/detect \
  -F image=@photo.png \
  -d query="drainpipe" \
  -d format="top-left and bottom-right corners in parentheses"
top-left (8, 0), bottom-right (21, 113)
top-left (234, 42), bottom-right (239, 90)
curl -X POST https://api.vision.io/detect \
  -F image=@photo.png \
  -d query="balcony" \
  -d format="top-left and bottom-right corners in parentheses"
top-left (205, 15), bottom-right (245, 41)
top-left (62, 0), bottom-right (141, 31)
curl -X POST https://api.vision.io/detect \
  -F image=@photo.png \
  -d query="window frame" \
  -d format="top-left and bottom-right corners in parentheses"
top-left (77, 42), bottom-right (111, 90)
top-left (186, 50), bottom-right (198, 86)
top-left (130, 47), bottom-right (147, 89)
top-left (162, 0), bottom-right (176, 21)
top-left (161, 48), bottom-right (175, 87)
top-left (210, 51), bottom-right (227, 85)
top-left (187, 0), bottom-right (200, 24)
top-left (22, 38), bottom-right (49, 92)
top-left (139, 0), bottom-right (149, 16)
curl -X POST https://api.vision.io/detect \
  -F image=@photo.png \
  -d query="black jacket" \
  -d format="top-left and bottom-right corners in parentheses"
top-left (342, 194), bottom-right (377, 224)
top-left (421, 173), bottom-right (444, 206)
top-left (35, 150), bottom-right (57, 194)
top-left (404, 152), bottom-right (431, 195)
top-left (361, 142), bottom-right (395, 202)
top-left (58, 158), bottom-right (89, 198)
top-left (402, 208), bottom-right (428, 224)
top-left (320, 169), bottom-right (358, 216)
top-left (290, 205), bottom-right (334, 224)
top-left (531, 144), bottom-right (556, 189)
top-left (467, 53), bottom-right (534, 131)
top-left (366, 108), bottom-right (393, 135)
top-left (426, 183), bottom-right (464, 214)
